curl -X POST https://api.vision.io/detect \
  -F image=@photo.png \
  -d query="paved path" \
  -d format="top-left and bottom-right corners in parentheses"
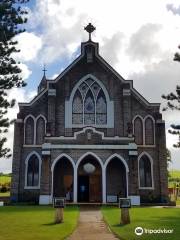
top-left (67, 206), bottom-right (118, 240)
top-left (148, 205), bottom-right (180, 208)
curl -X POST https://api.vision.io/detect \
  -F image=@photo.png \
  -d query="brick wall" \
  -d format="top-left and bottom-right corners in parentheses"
top-left (11, 41), bottom-right (168, 203)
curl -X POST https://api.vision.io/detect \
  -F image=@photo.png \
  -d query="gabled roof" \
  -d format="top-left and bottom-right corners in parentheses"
top-left (19, 40), bottom-right (160, 108)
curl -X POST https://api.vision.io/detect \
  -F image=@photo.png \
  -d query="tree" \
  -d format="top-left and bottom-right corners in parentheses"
top-left (0, 0), bottom-right (29, 158)
top-left (162, 45), bottom-right (180, 147)
top-left (174, 45), bottom-right (180, 62)
top-left (167, 148), bottom-right (171, 164)
top-left (166, 148), bottom-right (172, 177)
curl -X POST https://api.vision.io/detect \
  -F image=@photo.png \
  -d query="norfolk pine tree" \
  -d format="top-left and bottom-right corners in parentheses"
top-left (162, 45), bottom-right (180, 147)
top-left (0, 0), bottom-right (29, 158)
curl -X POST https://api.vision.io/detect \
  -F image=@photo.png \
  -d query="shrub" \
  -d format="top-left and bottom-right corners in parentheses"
top-left (1, 186), bottom-right (7, 193)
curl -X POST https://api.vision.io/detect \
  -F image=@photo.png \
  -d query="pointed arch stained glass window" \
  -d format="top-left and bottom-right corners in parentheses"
top-left (72, 78), bottom-right (107, 125)
top-left (27, 155), bottom-right (39, 187)
top-left (139, 155), bottom-right (152, 188)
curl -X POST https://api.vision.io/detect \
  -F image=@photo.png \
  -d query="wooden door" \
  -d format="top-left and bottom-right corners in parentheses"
top-left (64, 175), bottom-right (73, 190)
top-left (89, 175), bottom-right (101, 202)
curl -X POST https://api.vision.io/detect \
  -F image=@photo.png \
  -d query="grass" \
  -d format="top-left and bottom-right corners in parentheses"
top-left (0, 175), bottom-right (11, 185)
top-left (169, 170), bottom-right (180, 179)
top-left (0, 191), bottom-right (10, 197)
top-left (0, 206), bottom-right (79, 240)
top-left (102, 206), bottom-right (180, 240)
top-left (169, 195), bottom-right (180, 205)
top-left (168, 170), bottom-right (180, 188)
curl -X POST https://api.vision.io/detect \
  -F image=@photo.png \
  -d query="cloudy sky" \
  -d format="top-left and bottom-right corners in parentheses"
top-left (1, 0), bottom-right (180, 172)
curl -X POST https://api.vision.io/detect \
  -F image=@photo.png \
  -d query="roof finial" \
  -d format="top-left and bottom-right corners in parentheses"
top-left (42, 64), bottom-right (47, 77)
top-left (84, 23), bottom-right (96, 41)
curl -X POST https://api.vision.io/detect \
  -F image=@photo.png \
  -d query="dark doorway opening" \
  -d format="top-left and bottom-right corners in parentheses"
top-left (106, 157), bottom-right (127, 202)
top-left (53, 157), bottom-right (73, 201)
top-left (77, 155), bottom-right (102, 202)
top-left (78, 176), bottom-right (89, 202)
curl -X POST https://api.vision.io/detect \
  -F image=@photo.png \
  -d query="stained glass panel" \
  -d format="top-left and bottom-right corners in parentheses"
top-left (96, 114), bottom-right (107, 124)
top-left (84, 114), bottom-right (95, 124)
top-left (85, 78), bottom-right (94, 86)
top-left (84, 90), bottom-right (95, 113)
top-left (72, 114), bottom-right (83, 124)
top-left (91, 82), bottom-right (101, 98)
top-left (79, 82), bottom-right (88, 99)
top-left (72, 79), bottom-right (108, 126)
top-left (73, 91), bottom-right (83, 113)
top-left (96, 91), bottom-right (107, 113)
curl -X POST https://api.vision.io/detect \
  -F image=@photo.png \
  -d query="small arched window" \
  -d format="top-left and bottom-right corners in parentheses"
top-left (134, 117), bottom-right (143, 145)
top-left (25, 117), bottom-right (34, 145)
top-left (27, 154), bottom-right (40, 187)
top-left (139, 155), bottom-right (152, 188)
top-left (145, 117), bottom-right (154, 145)
top-left (72, 78), bottom-right (107, 125)
top-left (36, 117), bottom-right (46, 144)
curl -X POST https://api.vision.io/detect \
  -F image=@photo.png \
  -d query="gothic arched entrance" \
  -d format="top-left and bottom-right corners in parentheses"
top-left (53, 156), bottom-right (74, 201)
top-left (106, 156), bottom-right (127, 202)
top-left (77, 154), bottom-right (102, 202)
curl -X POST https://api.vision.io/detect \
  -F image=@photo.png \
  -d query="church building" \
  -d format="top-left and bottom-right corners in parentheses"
top-left (11, 24), bottom-right (168, 205)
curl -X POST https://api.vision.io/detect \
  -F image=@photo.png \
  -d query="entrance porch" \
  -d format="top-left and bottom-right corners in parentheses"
top-left (39, 153), bottom-right (140, 205)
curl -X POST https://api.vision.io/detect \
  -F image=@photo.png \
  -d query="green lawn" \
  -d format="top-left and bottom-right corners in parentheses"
top-left (169, 170), bottom-right (180, 179)
top-left (169, 195), bottom-right (180, 205)
top-left (102, 206), bottom-right (180, 240)
top-left (0, 191), bottom-right (10, 197)
top-left (0, 206), bottom-right (79, 240)
top-left (168, 170), bottom-right (180, 188)
top-left (0, 175), bottom-right (11, 185)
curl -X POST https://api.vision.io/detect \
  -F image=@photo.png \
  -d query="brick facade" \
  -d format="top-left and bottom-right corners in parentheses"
top-left (11, 39), bottom-right (168, 204)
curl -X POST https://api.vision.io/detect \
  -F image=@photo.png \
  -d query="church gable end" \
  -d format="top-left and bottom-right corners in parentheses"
top-left (11, 24), bottom-right (168, 205)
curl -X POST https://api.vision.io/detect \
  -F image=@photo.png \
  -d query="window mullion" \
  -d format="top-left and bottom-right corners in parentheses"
top-left (95, 96), bottom-right (97, 125)
top-left (83, 99), bottom-right (85, 125)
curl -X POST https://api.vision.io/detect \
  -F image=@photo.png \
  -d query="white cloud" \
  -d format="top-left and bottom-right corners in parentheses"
top-left (127, 24), bottom-right (162, 62)
top-left (0, 88), bottom-right (36, 173)
top-left (101, 32), bottom-right (124, 66)
top-left (51, 73), bottom-right (59, 79)
top-left (129, 58), bottom-right (180, 103)
top-left (2, 0), bottom-right (180, 171)
top-left (23, 0), bottom-right (180, 68)
top-left (166, 128), bottom-right (179, 149)
top-left (19, 63), bottom-right (32, 80)
top-left (14, 32), bottom-right (42, 62)
top-left (167, 3), bottom-right (180, 15)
